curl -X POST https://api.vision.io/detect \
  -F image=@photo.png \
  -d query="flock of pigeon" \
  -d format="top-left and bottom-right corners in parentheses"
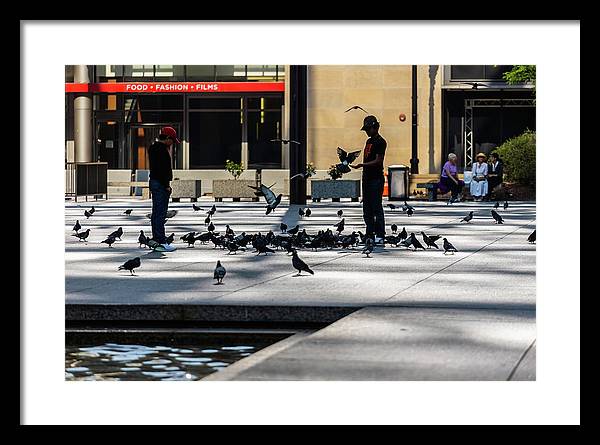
top-left (70, 193), bottom-right (535, 283)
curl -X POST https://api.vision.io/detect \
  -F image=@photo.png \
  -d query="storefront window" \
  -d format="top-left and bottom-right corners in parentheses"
top-left (247, 110), bottom-right (282, 168)
top-left (186, 65), bottom-right (216, 81)
top-left (450, 65), bottom-right (515, 81)
top-left (189, 111), bottom-right (242, 169)
top-left (95, 65), bottom-right (124, 82)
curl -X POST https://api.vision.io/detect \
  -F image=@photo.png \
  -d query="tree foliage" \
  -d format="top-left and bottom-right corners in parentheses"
top-left (495, 130), bottom-right (536, 186)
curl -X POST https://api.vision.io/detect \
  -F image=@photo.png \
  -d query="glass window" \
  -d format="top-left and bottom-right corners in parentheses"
top-left (129, 111), bottom-right (183, 125)
top-left (189, 97), bottom-right (242, 110)
top-left (95, 65), bottom-right (124, 82)
top-left (189, 112), bottom-right (242, 169)
top-left (484, 65), bottom-right (514, 80)
top-left (124, 65), bottom-right (154, 80)
top-left (451, 65), bottom-right (485, 80)
top-left (186, 65), bottom-right (216, 81)
top-left (247, 110), bottom-right (282, 168)
top-left (155, 65), bottom-right (185, 81)
top-left (126, 94), bottom-right (183, 110)
top-left (65, 65), bottom-right (74, 83)
top-left (247, 96), bottom-right (283, 110)
top-left (215, 65), bottom-right (246, 81)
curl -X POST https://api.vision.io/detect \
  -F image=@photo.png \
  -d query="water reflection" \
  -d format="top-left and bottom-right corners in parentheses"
top-left (65, 342), bottom-right (260, 381)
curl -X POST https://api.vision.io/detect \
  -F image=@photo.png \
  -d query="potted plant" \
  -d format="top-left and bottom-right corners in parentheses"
top-left (311, 164), bottom-right (361, 202)
top-left (212, 159), bottom-right (257, 202)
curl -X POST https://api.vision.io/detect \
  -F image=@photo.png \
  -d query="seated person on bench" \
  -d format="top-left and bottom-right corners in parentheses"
top-left (438, 153), bottom-right (464, 203)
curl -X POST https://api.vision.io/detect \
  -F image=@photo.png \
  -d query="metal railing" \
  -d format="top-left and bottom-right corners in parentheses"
top-left (65, 162), bottom-right (108, 202)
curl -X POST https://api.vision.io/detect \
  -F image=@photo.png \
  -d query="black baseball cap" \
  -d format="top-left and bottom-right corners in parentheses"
top-left (361, 115), bottom-right (379, 131)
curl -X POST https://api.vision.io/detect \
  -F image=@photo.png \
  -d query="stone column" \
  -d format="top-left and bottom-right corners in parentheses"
top-left (74, 65), bottom-right (92, 163)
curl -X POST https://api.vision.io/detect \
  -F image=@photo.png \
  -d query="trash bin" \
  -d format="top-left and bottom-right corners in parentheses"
top-left (387, 165), bottom-right (409, 200)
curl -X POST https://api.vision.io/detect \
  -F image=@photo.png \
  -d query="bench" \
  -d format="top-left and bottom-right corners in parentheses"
top-left (107, 181), bottom-right (151, 199)
top-left (416, 181), bottom-right (441, 201)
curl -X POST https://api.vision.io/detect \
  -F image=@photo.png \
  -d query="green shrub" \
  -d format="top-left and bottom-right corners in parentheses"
top-left (225, 159), bottom-right (244, 179)
top-left (495, 130), bottom-right (536, 186)
top-left (327, 164), bottom-right (343, 180)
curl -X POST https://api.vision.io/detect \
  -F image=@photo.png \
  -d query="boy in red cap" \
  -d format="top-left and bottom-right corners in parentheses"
top-left (147, 126), bottom-right (180, 252)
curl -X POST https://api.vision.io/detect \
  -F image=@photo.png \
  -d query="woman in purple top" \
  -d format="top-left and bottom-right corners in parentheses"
top-left (438, 153), bottom-right (464, 203)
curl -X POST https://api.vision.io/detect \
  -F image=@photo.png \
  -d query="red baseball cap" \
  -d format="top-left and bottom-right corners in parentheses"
top-left (160, 126), bottom-right (181, 144)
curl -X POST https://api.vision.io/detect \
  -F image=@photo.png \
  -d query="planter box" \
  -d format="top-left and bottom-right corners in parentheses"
top-left (310, 179), bottom-right (361, 202)
top-left (170, 179), bottom-right (202, 202)
top-left (212, 179), bottom-right (259, 201)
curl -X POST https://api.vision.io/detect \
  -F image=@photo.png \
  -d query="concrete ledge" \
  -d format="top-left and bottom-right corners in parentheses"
top-left (65, 304), bottom-right (358, 324)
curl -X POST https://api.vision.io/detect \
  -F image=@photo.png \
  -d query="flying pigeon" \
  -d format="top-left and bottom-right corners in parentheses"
top-left (305, 208), bottom-right (312, 217)
top-left (503, 201), bottom-right (509, 210)
top-left (72, 229), bottom-right (90, 242)
top-left (333, 218), bottom-right (345, 234)
top-left (123, 209), bottom-right (132, 215)
top-left (291, 249), bottom-right (314, 276)
top-left (461, 211), bottom-right (474, 223)
top-left (289, 171), bottom-right (313, 181)
top-left (443, 238), bottom-right (458, 254)
top-left (249, 184), bottom-right (283, 215)
top-left (138, 230), bottom-right (148, 248)
top-left (192, 203), bottom-right (203, 212)
top-left (118, 257), bottom-right (141, 275)
top-left (362, 237), bottom-right (374, 257)
top-left (336, 147), bottom-right (362, 174)
top-left (270, 138), bottom-right (301, 145)
top-left (280, 223), bottom-right (288, 233)
top-left (421, 232), bottom-right (441, 249)
top-left (72, 220), bottom-right (81, 233)
top-left (491, 209), bottom-right (504, 224)
top-left (298, 207), bottom-right (305, 217)
top-left (345, 105), bottom-right (369, 113)
top-left (213, 260), bottom-right (226, 284)
top-left (391, 224), bottom-right (398, 234)
top-left (527, 230), bottom-right (536, 243)
top-left (108, 227), bottom-right (123, 240)
top-left (337, 209), bottom-right (343, 217)
top-left (101, 235), bottom-right (117, 248)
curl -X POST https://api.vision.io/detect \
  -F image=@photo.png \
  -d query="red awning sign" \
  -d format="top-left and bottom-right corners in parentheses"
top-left (65, 82), bottom-right (285, 93)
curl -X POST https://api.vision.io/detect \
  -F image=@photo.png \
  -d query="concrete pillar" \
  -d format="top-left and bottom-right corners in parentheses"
top-left (74, 65), bottom-right (92, 163)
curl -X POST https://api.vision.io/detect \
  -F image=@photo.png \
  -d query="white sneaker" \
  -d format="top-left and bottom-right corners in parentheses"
top-left (374, 237), bottom-right (384, 245)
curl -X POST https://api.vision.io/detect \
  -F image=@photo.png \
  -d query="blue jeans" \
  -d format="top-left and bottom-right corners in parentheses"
top-left (149, 179), bottom-right (169, 244)
top-left (362, 176), bottom-right (385, 238)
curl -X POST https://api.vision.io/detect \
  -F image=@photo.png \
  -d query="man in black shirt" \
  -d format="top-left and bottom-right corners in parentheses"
top-left (147, 126), bottom-right (179, 252)
top-left (350, 115), bottom-right (387, 244)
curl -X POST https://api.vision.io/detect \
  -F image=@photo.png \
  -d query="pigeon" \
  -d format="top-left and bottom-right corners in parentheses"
top-left (88, 206), bottom-right (96, 215)
top-left (336, 147), bottom-right (362, 174)
top-left (305, 208), bottom-right (312, 217)
top-left (408, 233), bottom-right (426, 251)
top-left (287, 225), bottom-right (300, 235)
top-left (226, 241), bottom-right (245, 255)
top-left (362, 237), bottom-right (374, 257)
top-left (208, 222), bottom-right (216, 232)
top-left (503, 201), bottom-right (509, 210)
top-left (391, 224), bottom-right (398, 234)
top-left (108, 227), bottom-right (123, 240)
top-left (398, 227), bottom-right (408, 241)
top-left (165, 233), bottom-right (174, 245)
top-left (84, 210), bottom-right (92, 219)
top-left (291, 249), bottom-right (314, 276)
top-left (204, 216), bottom-right (211, 225)
top-left (494, 201), bottom-right (500, 209)
top-left (333, 218), bottom-right (345, 234)
top-left (463, 81), bottom-right (486, 89)
top-left (145, 210), bottom-right (178, 221)
top-left (402, 201), bottom-right (415, 212)
top-left (123, 209), bottom-right (132, 215)
top-left (345, 105), bottom-right (369, 113)
top-left (298, 207), bottom-right (305, 217)
top-left (270, 138), bottom-right (301, 145)
top-left (461, 211), bottom-right (474, 223)
top-left (225, 225), bottom-right (235, 237)
top-left (195, 232), bottom-right (212, 244)
top-left (207, 205), bottom-right (217, 217)
top-left (527, 230), bottom-right (536, 243)
top-left (387, 203), bottom-right (397, 211)
top-left (280, 223), bottom-right (288, 233)
top-left (192, 203), bottom-right (203, 212)
top-left (290, 171), bottom-right (312, 181)
top-left (443, 238), bottom-right (458, 254)
top-left (256, 245), bottom-right (275, 256)
top-left (421, 232), bottom-right (441, 249)
top-left (101, 235), bottom-right (117, 248)
top-left (118, 257), bottom-right (141, 275)
top-left (213, 260), bottom-right (226, 284)
top-left (337, 209), bottom-right (343, 217)
top-left (406, 208), bottom-right (414, 217)
top-left (138, 230), bottom-right (148, 248)
top-left (72, 220), bottom-right (81, 233)
top-left (72, 229), bottom-right (90, 242)
top-left (180, 232), bottom-right (198, 247)
top-left (249, 184), bottom-right (283, 215)
top-left (491, 209), bottom-right (504, 224)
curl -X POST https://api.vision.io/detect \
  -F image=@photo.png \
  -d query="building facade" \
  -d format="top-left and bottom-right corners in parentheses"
top-left (65, 65), bottom-right (535, 194)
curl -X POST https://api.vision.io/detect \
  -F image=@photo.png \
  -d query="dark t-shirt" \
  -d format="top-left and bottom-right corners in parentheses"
top-left (148, 141), bottom-right (173, 188)
top-left (362, 134), bottom-right (387, 180)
